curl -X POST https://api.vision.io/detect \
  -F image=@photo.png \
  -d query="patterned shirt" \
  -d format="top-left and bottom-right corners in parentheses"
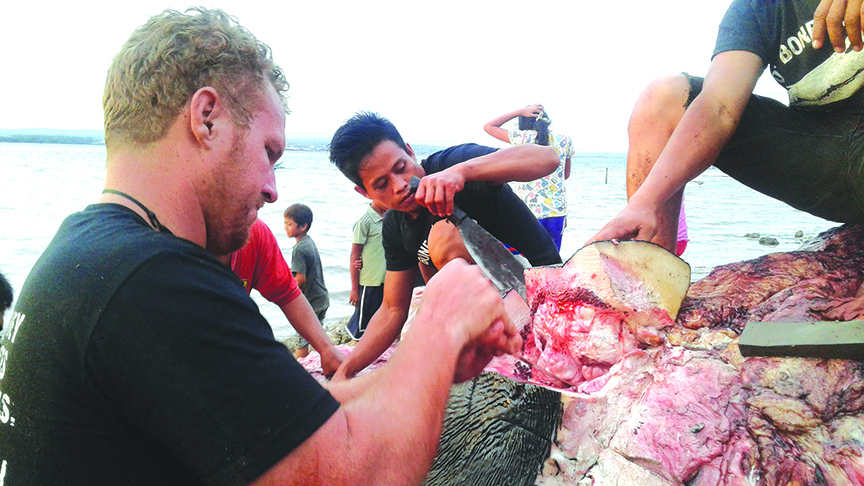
top-left (507, 130), bottom-right (573, 219)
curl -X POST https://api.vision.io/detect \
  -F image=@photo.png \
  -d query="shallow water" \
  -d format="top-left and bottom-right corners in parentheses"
top-left (0, 143), bottom-right (837, 340)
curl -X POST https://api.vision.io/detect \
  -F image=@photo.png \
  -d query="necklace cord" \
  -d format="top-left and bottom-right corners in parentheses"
top-left (102, 189), bottom-right (172, 234)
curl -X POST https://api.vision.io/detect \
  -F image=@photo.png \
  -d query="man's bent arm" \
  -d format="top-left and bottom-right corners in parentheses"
top-left (333, 267), bottom-right (416, 379)
top-left (454, 143), bottom-right (558, 186)
top-left (631, 51), bottom-right (764, 207)
top-left (279, 295), bottom-right (344, 376)
top-left (591, 51), bottom-right (765, 244)
top-left (416, 144), bottom-right (558, 217)
top-left (482, 104), bottom-right (545, 143)
top-left (250, 260), bottom-right (520, 486)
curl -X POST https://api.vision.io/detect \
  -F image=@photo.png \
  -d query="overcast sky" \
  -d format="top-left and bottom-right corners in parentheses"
top-left (1, 0), bottom-right (788, 152)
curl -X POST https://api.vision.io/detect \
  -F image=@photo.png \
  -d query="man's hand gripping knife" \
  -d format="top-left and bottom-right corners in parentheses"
top-left (413, 258), bottom-right (523, 383)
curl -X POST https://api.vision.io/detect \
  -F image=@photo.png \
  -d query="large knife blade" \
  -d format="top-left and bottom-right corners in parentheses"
top-left (409, 177), bottom-right (573, 383)
top-left (409, 176), bottom-right (527, 300)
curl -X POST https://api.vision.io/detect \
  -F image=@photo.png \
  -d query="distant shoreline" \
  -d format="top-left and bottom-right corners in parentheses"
top-left (0, 134), bottom-right (449, 155)
top-left (0, 134), bottom-right (105, 145)
top-left (0, 134), bottom-right (328, 151)
top-left (0, 132), bottom-right (616, 158)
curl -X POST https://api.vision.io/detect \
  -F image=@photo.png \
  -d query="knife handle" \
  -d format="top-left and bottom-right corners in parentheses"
top-left (409, 176), bottom-right (469, 224)
top-left (409, 176), bottom-right (421, 192)
top-left (448, 206), bottom-right (469, 224)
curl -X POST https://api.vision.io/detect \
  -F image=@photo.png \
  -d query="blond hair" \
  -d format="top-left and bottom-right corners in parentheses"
top-left (103, 7), bottom-right (289, 146)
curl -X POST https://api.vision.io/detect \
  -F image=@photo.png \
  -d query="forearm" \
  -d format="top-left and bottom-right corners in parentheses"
top-left (631, 52), bottom-right (761, 209)
top-left (281, 297), bottom-right (341, 361)
top-left (254, 260), bottom-right (519, 486)
top-left (330, 323), bottom-right (459, 483)
top-left (269, 315), bottom-right (459, 486)
top-left (630, 90), bottom-right (744, 209)
top-left (350, 245), bottom-right (362, 292)
top-left (485, 109), bottom-right (521, 129)
top-left (454, 144), bottom-right (558, 186)
top-left (338, 303), bottom-right (407, 377)
top-left (313, 262), bottom-right (513, 484)
top-left (588, 51), bottom-right (763, 249)
top-left (483, 110), bottom-right (522, 142)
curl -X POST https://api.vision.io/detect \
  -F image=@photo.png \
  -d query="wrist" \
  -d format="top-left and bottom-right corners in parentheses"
top-left (410, 305), bottom-right (465, 359)
top-left (338, 356), bottom-right (358, 378)
top-left (628, 183), bottom-right (668, 209)
top-left (449, 161), bottom-right (472, 185)
top-left (321, 345), bottom-right (343, 364)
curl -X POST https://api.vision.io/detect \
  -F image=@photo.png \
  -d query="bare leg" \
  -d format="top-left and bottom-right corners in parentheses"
top-left (428, 220), bottom-right (474, 270)
top-left (627, 75), bottom-right (690, 252)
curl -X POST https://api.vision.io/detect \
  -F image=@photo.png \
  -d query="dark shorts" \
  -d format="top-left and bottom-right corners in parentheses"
top-left (685, 73), bottom-right (864, 223)
top-left (296, 335), bottom-right (309, 348)
top-left (346, 285), bottom-right (384, 340)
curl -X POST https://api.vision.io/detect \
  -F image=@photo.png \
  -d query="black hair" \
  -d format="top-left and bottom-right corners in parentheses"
top-left (284, 203), bottom-right (313, 232)
top-left (328, 111), bottom-right (409, 188)
top-left (0, 271), bottom-right (13, 311)
top-left (517, 108), bottom-right (551, 146)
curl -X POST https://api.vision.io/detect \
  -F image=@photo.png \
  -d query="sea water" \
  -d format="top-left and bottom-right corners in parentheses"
top-left (0, 143), bottom-right (837, 341)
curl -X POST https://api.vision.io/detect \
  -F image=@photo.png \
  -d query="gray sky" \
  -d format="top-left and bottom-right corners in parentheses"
top-left (2, 0), bottom-right (788, 152)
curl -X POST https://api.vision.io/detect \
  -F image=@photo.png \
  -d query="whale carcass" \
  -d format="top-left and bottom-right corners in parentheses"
top-left (302, 225), bottom-right (864, 485)
top-left (431, 226), bottom-right (864, 486)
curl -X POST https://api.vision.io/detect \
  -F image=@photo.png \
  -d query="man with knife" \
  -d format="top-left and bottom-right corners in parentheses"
top-left (329, 111), bottom-right (563, 380)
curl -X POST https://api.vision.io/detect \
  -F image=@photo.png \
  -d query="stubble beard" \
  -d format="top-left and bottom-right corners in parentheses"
top-left (207, 217), bottom-right (254, 257)
top-left (204, 132), bottom-right (259, 257)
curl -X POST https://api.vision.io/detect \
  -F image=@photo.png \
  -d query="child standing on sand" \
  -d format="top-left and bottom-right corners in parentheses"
top-left (284, 204), bottom-right (329, 358)
top-left (347, 201), bottom-right (387, 340)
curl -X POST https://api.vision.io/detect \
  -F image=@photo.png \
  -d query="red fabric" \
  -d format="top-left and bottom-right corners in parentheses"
top-left (230, 218), bottom-right (301, 307)
top-left (675, 240), bottom-right (688, 257)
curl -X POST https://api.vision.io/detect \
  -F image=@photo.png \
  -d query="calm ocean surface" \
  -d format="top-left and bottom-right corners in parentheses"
top-left (0, 142), bottom-right (837, 341)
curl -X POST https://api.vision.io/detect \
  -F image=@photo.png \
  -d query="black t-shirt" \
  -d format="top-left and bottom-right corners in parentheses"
top-left (0, 204), bottom-right (339, 486)
top-left (382, 143), bottom-right (562, 272)
top-left (715, 0), bottom-right (864, 107)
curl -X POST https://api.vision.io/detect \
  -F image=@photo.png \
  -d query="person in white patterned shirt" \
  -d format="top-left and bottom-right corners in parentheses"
top-left (484, 103), bottom-right (573, 250)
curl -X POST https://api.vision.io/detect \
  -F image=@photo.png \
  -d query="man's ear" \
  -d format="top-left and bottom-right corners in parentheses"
top-left (354, 185), bottom-right (372, 200)
top-left (189, 87), bottom-right (224, 145)
top-left (403, 143), bottom-right (425, 177)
